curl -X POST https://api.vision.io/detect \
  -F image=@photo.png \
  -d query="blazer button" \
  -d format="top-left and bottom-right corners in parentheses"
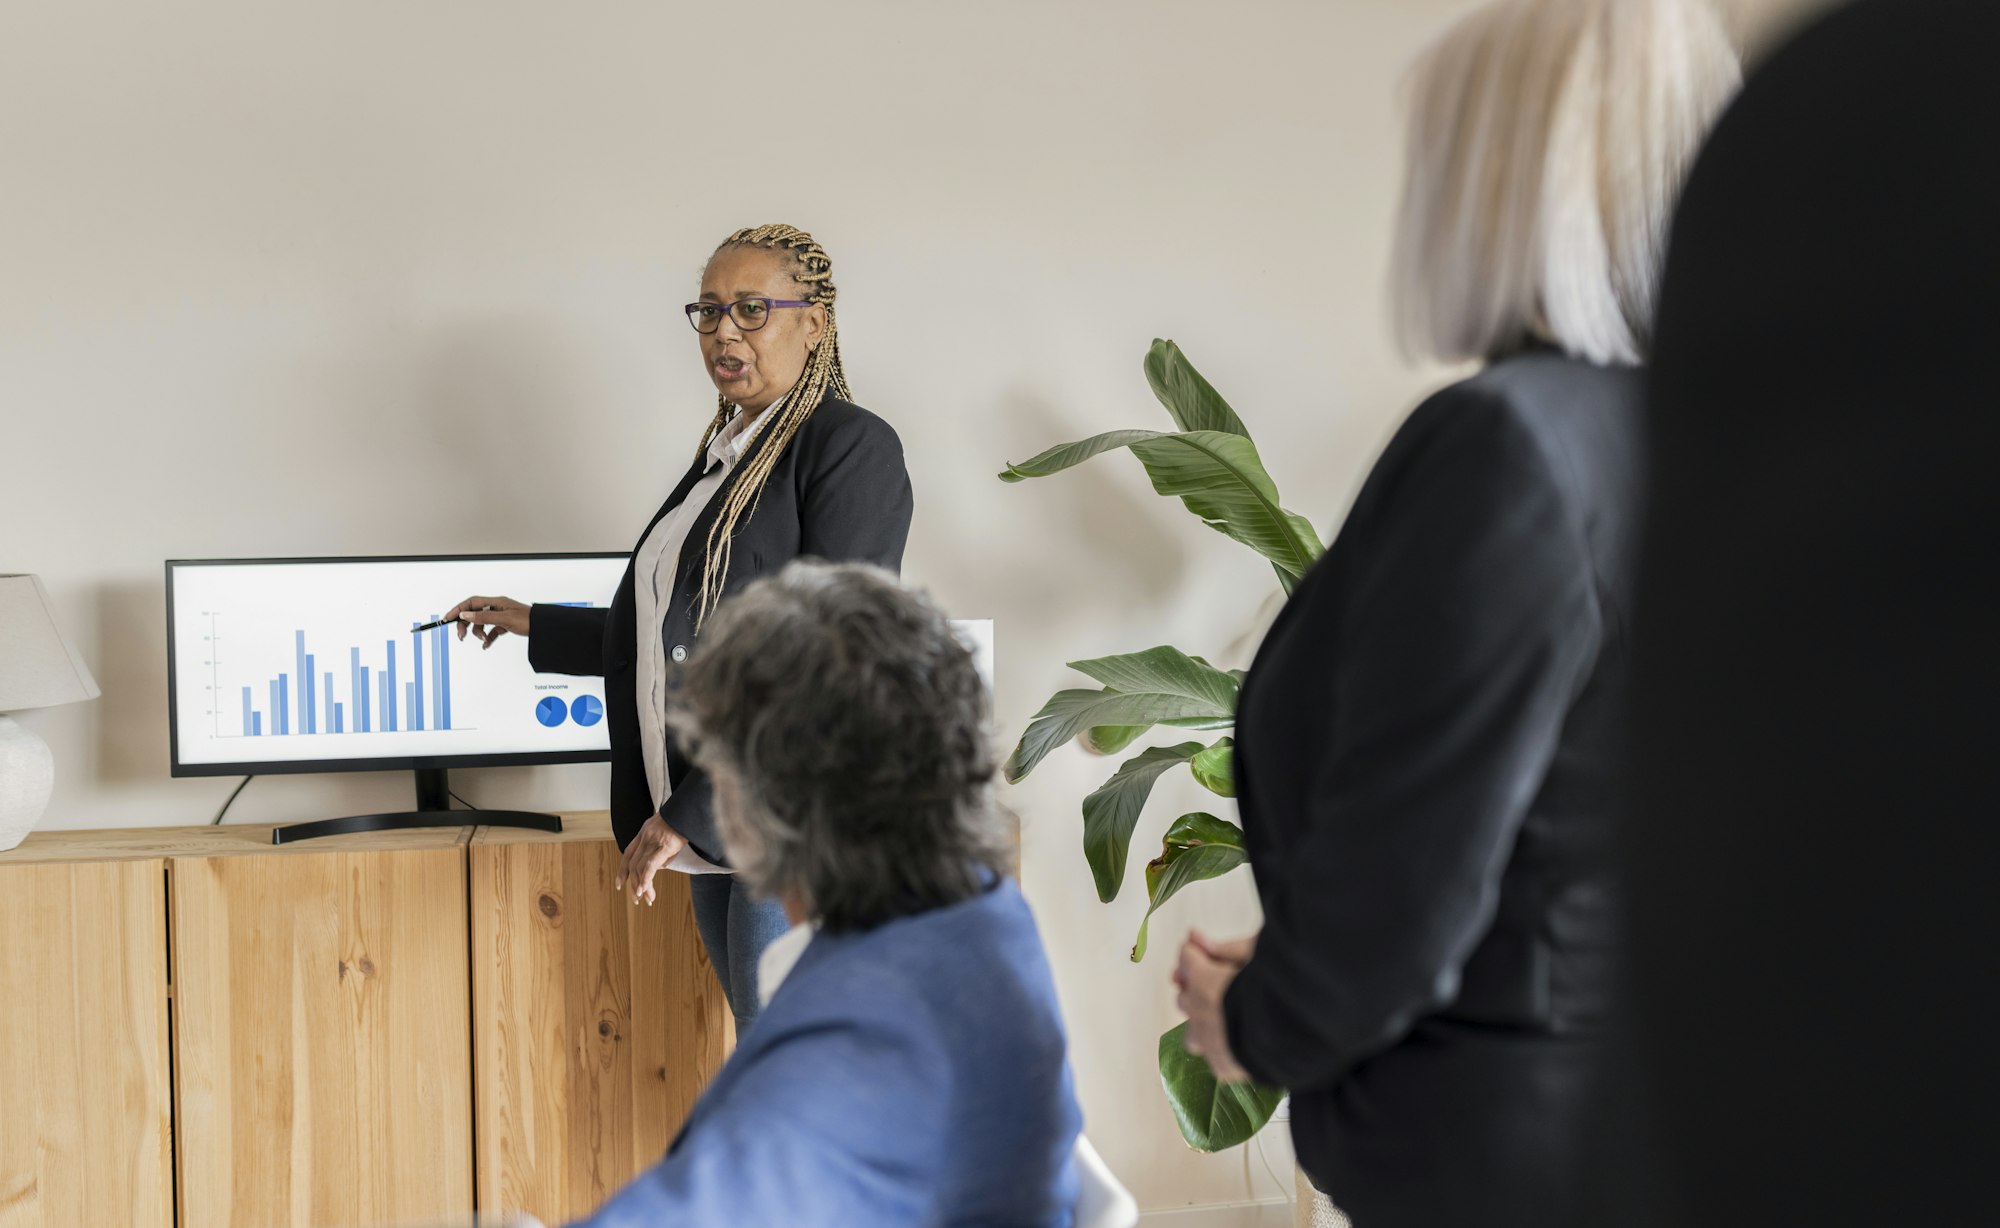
top-left (671, 645), bottom-right (688, 663)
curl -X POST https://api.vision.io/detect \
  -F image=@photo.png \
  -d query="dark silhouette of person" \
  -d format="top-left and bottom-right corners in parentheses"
top-left (1618, 1), bottom-right (2000, 1223)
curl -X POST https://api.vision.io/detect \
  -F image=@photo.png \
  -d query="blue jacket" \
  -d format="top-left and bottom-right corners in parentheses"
top-left (572, 878), bottom-right (1081, 1227)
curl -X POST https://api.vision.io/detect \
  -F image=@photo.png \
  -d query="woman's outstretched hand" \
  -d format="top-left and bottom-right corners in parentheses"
top-left (445, 595), bottom-right (531, 649)
top-left (616, 815), bottom-right (689, 906)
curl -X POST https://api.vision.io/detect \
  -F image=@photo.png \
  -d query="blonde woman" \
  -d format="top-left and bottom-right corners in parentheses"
top-left (1171, 2), bottom-right (1739, 1225)
top-left (450, 225), bottom-right (912, 1033)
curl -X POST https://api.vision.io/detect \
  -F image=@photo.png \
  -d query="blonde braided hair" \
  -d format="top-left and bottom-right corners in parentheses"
top-left (691, 223), bottom-right (852, 626)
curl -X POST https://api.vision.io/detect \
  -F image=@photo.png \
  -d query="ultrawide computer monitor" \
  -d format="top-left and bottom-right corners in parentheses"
top-left (167, 555), bottom-right (993, 845)
top-left (167, 554), bottom-right (625, 790)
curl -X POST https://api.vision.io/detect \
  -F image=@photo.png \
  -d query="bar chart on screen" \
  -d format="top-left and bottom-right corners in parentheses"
top-left (225, 615), bottom-right (468, 739)
top-left (167, 556), bottom-right (628, 770)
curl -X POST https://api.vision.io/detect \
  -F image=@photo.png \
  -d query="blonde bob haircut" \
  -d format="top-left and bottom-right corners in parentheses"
top-left (1391, 0), bottom-right (1741, 368)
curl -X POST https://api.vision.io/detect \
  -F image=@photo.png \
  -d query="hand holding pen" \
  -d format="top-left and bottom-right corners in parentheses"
top-left (437, 596), bottom-right (532, 649)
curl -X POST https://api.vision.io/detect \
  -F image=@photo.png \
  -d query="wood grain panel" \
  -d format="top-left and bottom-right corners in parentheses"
top-left (0, 859), bottom-right (173, 1228)
top-left (470, 817), bottom-right (732, 1224)
top-left (0, 822), bottom-right (471, 865)
top-left (170, 846), bottom-right (473, 1227)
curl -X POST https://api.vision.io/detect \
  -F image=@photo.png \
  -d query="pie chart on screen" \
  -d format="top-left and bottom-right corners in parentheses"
top-left (535, 696), bottom-right (568, 727)
top-left (571, 695), bottom-right (604, 727)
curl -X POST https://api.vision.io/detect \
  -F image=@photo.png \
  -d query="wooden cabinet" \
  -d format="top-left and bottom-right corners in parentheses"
top-left (470, 822), bottom-right (732, 1223)
top-left (0, 858), bottom-right (173, 1228)
top-left (0, 813), bottom-right (726, 1228)
top-left (171, 836), bottom-right (476, 1226)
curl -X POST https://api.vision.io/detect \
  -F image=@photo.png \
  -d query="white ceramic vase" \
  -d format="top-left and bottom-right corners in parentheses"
top-left (0, 714), bottom-right (55, 852)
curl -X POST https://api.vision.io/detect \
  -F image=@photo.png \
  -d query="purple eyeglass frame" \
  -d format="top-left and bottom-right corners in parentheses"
top-left (683, 296), bottom-right (814, 333)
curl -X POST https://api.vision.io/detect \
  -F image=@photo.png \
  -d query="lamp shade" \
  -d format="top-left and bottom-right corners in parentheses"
top-left (0, 575), bottom-right (101, 711)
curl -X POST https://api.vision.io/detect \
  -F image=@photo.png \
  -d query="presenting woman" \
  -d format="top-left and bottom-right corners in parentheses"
top-left (449, 224), bottom-right (912, 1031)
top-left (1171, 2), bottom-right (1738, 1226)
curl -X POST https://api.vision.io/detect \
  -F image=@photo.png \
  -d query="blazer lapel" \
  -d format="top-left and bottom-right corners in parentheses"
top-left (672, 468), bottom-right (739, 596)
top-left (632, 450), bottom-right (712, 557)
top-left (672, 409), bottom-right (789, 594)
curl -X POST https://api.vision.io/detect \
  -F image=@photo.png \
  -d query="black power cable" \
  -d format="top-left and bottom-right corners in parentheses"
top-left (211, 775), bottom-right (255, 825)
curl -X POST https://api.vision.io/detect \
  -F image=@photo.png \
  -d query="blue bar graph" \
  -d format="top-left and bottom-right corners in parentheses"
top-left (384, 641), bottom-right (398, 733)
top-left (411, 626), bottom-right (426, 731)
top-left (242, 620), bottom-right (457, 738)
top-left (430, 619), bottom-right (444, 730)
top-left (296, 632), bottom-right (311, 735)
top-left (440, 623), bottom-right (451, 729)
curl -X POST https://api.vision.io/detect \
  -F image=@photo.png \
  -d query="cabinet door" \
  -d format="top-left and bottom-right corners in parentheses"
top-left (470, 832), bottom-right (731, 1223)
top-left (170, 847), bottom-right (473, 1227)
top-left (0, 859), bottom-right (172, 1228)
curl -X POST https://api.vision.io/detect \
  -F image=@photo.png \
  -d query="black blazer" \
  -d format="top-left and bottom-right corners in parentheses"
top-left (1222, 351), bottom-right (1642, 1228)
top-left (528, 394), bottom-right (913, 857)
top-left (1608, 3), bottom-right (2000, 1224)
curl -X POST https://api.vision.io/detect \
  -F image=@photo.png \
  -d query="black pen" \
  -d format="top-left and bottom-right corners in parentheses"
top-left (410, 609), bottom-right (489, 633)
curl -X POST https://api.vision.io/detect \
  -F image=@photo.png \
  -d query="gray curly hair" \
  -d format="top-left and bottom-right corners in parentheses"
top-left (666, 561), bottom-right (1010, 932)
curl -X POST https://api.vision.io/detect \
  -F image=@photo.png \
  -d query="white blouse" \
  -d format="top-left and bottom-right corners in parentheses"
top-left (633, 404), bottom-right (774, 874)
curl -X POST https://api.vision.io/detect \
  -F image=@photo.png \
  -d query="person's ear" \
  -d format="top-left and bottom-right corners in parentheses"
top-left (806, 304), bottom-right (827, 351)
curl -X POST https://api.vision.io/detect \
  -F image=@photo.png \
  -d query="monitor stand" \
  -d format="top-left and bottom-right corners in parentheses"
top-left (270, 768), bottom-right (565, 845)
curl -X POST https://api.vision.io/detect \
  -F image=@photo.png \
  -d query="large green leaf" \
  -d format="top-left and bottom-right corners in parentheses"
top-left (1159, 1022), bottom-right (1287, 1151)
top-left (1128, 431), bottom-right (1325, 586)
top-left (1191, 738), bottom-right (1235, 798)
top-left (1145, 339), bottom-right (1249, 437)
top-left (1069, 646), bottom-right (1241, 713)
top-left (998, 429), bottom-right (1164, 482)
top-left (1273, 508), bottom-right (1324, 594)
top-left (1081, 724), bottom-right (1147, 756)
top-left (999, 427), bottom-right (1323, 586)
top-left (1083, 688), bottom-right (1234, 761)
top-left (1081, 743), bottom-right (1204, 903)
top-left (1166, 715), bottom-right (1235, 729)
top-left (1131, 812), bottom-right (1247, 961)
top-left (1006, 689), bottom-right (1232, 783)
top-left (1085, 719), bottom-right (1233, 757)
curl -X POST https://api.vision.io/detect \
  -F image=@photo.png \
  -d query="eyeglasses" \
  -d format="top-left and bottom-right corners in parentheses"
top-left (683, 296), bottom-right (813, 334)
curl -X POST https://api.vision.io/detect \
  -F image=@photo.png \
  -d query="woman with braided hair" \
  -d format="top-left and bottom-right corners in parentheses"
top-left (447, 224), bottom-right (913, 1030)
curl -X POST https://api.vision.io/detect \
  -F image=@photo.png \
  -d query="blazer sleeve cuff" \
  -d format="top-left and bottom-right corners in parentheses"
top-left (1223, 958), bottom-right (1293, 1091)
top-left (659, 771), bottom-right (730, 868)
top-left (526, 602), bottom-right (607, 676)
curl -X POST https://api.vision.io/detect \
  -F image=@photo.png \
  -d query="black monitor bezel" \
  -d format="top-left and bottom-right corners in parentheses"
top-left (165, 553), bottom-right (625, 779)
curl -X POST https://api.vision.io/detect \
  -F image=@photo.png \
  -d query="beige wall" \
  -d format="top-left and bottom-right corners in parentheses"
top-left (2, 0), bottom-right (1810, 1214)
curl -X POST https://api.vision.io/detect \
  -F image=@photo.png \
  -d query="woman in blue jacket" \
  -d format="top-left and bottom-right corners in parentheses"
top-left (571, 562), bottom-right (1080, 1227)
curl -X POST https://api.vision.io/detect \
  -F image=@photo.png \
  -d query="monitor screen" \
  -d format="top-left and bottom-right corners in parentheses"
top-left (167, 554), bottom-right (627, 777)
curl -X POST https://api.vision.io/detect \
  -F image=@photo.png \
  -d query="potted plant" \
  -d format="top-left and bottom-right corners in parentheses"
top-left (999, 339), bottom-right (1322, 1152)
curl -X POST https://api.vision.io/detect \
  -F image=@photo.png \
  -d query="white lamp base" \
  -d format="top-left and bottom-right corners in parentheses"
top-left (0, 714), bottom-right (55, 852)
